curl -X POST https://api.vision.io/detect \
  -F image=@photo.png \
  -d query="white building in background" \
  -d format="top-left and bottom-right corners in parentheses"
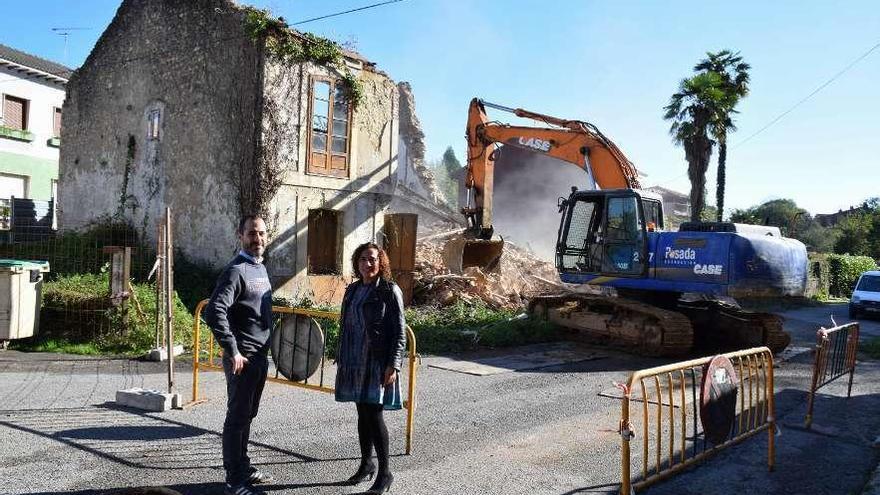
top-left (0, 43), bottom-right (70, 203)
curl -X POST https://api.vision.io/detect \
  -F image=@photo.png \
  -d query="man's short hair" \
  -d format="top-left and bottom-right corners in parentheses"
top-left (238, 215), bottom-right (263, 234)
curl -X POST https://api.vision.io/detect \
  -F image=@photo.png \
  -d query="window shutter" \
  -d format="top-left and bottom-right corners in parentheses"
top-left (3, 96), bottom-right (26, 130)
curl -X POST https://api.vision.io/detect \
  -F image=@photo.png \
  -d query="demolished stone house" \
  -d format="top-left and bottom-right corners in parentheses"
top-left (59, 0), bottom-right (449, 303)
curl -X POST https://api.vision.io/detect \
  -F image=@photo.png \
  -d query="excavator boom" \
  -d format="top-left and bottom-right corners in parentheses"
top-left (463, 98), bottom-right (641, 241)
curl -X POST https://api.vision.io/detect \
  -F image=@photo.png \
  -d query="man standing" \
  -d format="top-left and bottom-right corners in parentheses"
top-left (204, 215), bottom-right (274, 495)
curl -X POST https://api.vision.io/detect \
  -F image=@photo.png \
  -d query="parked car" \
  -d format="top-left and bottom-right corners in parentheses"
top-left (850, 270), bottom-right (880, 319)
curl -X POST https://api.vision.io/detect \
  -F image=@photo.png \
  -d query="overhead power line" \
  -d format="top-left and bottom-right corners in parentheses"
top-left (292, 0), bottom-right (405, 26)
top-left (733, 39), bottom-right (880, 149)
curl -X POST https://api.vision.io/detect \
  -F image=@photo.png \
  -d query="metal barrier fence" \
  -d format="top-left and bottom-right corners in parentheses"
top-left (619, 347), bottom-right (775, 494)
top-left (805, 322), bottom-right (859, 429)
top-left (190, 299), bottom-right (420, 455)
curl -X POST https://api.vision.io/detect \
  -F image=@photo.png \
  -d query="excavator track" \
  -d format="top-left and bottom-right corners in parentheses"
top-left (676, 300), bottom-right (791, 355)
top-left (528, 293), bottom-right (791, 357)
top-left (528, 293), bottom-right (694, 357)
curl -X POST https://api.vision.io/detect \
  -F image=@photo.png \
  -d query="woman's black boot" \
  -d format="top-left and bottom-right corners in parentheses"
top-left (366, 472), bottom-right (393, 494)
top-left (345, 459), bottom-right (377, 485)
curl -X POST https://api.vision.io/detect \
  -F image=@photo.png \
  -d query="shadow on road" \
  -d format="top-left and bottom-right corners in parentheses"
top-left (21, 479), bottom-right (357, 495)
top-left (0, 402), bottom-right (350, 471)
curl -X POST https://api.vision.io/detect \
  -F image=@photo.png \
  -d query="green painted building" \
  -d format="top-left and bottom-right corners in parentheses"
top-left (0, 43), bottom-right (71, 203)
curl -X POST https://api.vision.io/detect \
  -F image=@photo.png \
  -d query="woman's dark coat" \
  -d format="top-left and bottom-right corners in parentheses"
top-left (339, 277), bottom-right (407, 371)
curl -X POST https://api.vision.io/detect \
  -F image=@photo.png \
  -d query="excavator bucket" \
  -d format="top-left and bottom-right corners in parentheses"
top-left (442, 235), bottom-right (505, 274)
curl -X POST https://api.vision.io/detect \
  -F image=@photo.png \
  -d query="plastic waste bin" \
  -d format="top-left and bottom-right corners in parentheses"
top-left (0, 259), bottom-right (50, 347)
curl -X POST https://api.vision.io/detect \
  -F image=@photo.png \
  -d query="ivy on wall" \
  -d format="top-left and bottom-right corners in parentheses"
top-left (242, 6), bottom-right (364, 108)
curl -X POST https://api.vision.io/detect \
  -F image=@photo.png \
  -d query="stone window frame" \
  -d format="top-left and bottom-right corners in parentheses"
top-left (2, 94), bottom-right (29, 131)
top-left (306, 208), bottom-right (342, 275)
top-left (306, 76), bottom-right (352, 178)
top-left (52, 106), bottom-right (62, 138)
top-left (148, 109), bottom-right (161, 140)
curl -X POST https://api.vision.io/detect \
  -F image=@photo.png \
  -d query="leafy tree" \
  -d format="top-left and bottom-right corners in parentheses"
top-left (834, 214), bottom-right (872, 256)
top-left (701, 205), bottom-right (718, 222)
top-left (729, 198), bottom-right (837, 252)
top-left (832, 199), bottom-right (880, 259)
top-left (430, 146), bottom-right (464, 208)
top-left (664, 71), bottom-right (730, 222)
top-left (798, 222), bottom-right (839, 254)
top-left (694, 51), bottom-right (751, 221)
top-left (729, 199), bottom-right (806, 234)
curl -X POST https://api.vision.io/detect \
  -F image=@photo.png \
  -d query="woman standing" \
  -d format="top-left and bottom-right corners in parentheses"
top-left (335, 242), bottom-right (407, 494)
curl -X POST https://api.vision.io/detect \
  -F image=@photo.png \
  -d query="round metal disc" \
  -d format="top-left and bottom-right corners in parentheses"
top-left (270, 315), bottom-right (325, 382)
top-left (700, 355), bottom-right (739, 446)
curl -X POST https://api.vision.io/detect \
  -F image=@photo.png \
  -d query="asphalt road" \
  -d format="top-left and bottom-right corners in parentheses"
top-left (1, 303), bottom-right (879, 495)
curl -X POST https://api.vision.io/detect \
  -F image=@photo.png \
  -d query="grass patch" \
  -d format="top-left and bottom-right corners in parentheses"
top-left (10, 338), bottom-right (101, 355)
top-left (405, 301), bottom-right (561, 354)
top-left (17, 272), bottom-right (199, 357)
top-left (267, 298), bottom-right (561, 357)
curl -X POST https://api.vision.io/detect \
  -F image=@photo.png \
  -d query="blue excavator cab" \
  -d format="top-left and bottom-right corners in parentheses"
top-left (555, 188), bottom-right (808, 300)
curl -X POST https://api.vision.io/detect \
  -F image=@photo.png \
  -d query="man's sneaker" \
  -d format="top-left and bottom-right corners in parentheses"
top-left (224, 483), bottom-right (266, 495)
top-left (246, 470), bottom-right (275, 485)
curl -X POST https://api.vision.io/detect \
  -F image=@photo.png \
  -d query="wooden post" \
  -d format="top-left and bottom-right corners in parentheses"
top-left (165, 208), bottom-right (175, 395)
top-left (103, 246), bottom-right (132, 333)
top-left (155, 224), bottom-right (165, 350)
top-left (104, 246), bottom-right (132, 306)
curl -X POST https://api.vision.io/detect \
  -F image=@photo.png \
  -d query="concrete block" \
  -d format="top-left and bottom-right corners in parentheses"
top-left (145, 345), bottom-right (185, 362)
top-left (116, 388), bottom-right (181, 412)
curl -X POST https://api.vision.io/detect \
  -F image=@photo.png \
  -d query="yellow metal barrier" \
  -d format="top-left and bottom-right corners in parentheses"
top-left (805, 322), bottom-right (859, 429)
top-left (619, 347), bottom-right (775, 494)
top-left (190, 299), bottom-right (420, 455)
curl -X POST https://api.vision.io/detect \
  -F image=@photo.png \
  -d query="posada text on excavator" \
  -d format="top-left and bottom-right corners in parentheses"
top-left (449, 97), bottom-right (807, 356)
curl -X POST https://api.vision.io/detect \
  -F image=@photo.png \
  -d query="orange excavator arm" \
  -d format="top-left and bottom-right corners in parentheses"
top-left (463, 98), bottom-right (641, 239)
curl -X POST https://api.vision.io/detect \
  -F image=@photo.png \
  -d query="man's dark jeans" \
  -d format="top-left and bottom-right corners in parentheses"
top-left (222, 352), bottom-right (269, 485)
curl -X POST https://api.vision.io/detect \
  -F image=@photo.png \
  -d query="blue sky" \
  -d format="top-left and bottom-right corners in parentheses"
top-left (2, 0), bottom-right (878, 216)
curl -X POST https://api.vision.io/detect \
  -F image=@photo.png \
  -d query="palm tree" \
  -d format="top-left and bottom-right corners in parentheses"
top-left (694, 51), bottom-right (751, 222)
top-left (664, 71), bottom-right (729, 222)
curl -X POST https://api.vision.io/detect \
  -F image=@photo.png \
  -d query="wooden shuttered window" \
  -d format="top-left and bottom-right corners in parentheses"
top-left (307, 209), bottom-right (341, 275)
top-left (3, 95), bottom-right (28, 130)
top-left (307, 77), bottom-right (351, 177)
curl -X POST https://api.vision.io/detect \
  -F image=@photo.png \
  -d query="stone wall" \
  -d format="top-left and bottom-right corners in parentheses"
top-left (59, 0), bottom-right (261, 265)
top-left (59, 0), bottom-right (425, 304)
top-left (260, 54), bottom-right (399, 301)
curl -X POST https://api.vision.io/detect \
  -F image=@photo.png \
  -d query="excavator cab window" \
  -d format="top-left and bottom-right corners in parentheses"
top-left (556, 196), bottom-right (604, 273)
top-left (556, 193), bottom-right (648, 276)
top-left (642, 199), bottom-right (663, 232)
top-left (603, 196), bottom-right (645, 275)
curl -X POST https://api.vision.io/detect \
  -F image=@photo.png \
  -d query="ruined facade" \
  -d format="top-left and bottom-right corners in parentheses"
top-left (60, 0), bottom-right (403, 303)
top-left (391, 82), bottom-right (460, 230)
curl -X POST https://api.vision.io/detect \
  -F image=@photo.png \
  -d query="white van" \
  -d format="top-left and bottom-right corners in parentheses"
top-left (850, 270), bottom-right (880, 319)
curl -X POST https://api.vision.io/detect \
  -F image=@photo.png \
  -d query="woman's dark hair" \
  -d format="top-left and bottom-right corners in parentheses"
top-left (351, 242), bottom-right (392, 281)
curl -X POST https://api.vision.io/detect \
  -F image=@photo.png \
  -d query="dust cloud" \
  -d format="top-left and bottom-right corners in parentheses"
top-left (490, 144), bottom-right (594, 260)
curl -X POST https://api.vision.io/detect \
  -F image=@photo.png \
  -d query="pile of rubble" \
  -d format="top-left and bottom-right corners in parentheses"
top-left (412, 229), bottom-right (561, 309)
